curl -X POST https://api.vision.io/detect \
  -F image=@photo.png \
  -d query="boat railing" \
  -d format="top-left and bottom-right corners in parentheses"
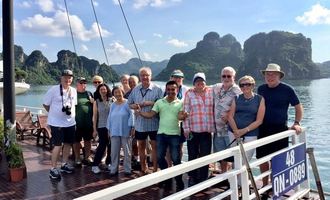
top-left (75, 128), bottom-right (310, 200)
top-left (16, 105), bottom-right (46, 115)
top-left (15, 105), bottom-right (46, 122)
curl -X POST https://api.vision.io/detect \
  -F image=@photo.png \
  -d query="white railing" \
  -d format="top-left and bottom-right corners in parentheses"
top-left (16, 105), bottom-right (46, 115)
top-left (75, 128), bottom-right (309, 200)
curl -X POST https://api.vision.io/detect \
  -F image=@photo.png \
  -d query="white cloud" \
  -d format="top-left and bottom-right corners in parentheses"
top-left (143, 52), bottom-right (151, 60)
top-left (167, 38), bottom-right (188, 47)
top-left (35, 0), bottom-right (55, 13)
top-left (18, 1), bottom-right (32, 8)
top-left (40, 43), bottom-right (47, 48)
top-left (133, 0), bottom-right (149, 9)
top-left (133, 0), bottom-right (182, 9)
top-left (81, 44), bottom-right (88, 52)
top-left (153, 33), bottom-right (162, 38)
top-left (296, 3), bottom-right (330, 25)
top-left (19, 10), bottom-right (111, 41)
top-left (107, 42), bottom-right (133, 64)
top-left (93, 1), bottom-right (99, 7)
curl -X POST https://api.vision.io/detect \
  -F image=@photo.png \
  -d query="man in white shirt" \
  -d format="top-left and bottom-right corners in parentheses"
top-left (43, 69), bottom-right (77, 181)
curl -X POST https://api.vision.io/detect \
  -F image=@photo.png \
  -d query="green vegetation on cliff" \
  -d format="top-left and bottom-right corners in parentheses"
top-left (2, 30), bottom-right (326, 84)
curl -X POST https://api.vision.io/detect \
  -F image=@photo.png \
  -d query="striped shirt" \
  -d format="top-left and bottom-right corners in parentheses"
top-left (183, 87), bottom-right (215, 134)
top-left (127, 82), bottom-right (163, 132)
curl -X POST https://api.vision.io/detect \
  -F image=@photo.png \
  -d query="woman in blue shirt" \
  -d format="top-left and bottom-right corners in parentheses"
top-left (228, 75), bottom-right (265, 161)
top-left (107, 86), bottom-right (135, 175)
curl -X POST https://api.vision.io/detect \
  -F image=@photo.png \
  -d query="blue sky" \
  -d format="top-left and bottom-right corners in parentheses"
top-left (2, 0), bottom-right (330, 64)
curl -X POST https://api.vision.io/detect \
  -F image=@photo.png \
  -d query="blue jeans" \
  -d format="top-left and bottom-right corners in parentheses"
top-left (157, 134), bottom-right (182, 182)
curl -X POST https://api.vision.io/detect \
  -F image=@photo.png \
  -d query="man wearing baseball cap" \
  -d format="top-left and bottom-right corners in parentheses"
top-left (256, 63), bottom-right (303, 190)
top-left (73, 77), bottom-right (94, 167)
top-left (43, 69), bottom-right (77, 180)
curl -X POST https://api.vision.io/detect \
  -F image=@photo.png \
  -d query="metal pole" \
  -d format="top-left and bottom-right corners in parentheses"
top-left (2, 0), bottom-right (16, 142)
top-left (237, 138), bottom-right (261, 200)
top-left (306, 148), bottom-right (325, 200)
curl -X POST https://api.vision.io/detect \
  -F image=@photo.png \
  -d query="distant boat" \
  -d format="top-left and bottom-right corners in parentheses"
top-left (0, 60), bottom-right (30, 112)
top-left (0, 60), bottom-right (30, 95)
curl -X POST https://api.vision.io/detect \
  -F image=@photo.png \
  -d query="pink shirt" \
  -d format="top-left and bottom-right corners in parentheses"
top-left (183, 87), bottom-right (215, 134)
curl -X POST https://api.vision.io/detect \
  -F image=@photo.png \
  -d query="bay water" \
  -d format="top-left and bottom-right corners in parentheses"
top-left (15, 79), bottom-right (330, 192)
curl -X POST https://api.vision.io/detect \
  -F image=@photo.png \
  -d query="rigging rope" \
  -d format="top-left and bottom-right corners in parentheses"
top-left (63, 0), bottom-right (78, 55)
top-left (90, 0), bottom-right (110, 66)
top-left (117, 0), bottom-right (144, 67)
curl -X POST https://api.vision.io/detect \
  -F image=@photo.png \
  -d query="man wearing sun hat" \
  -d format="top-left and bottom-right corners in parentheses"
top-left (43, 69), bottom-right (77, 180)
top-left (256, 63), bottom-right (303, 188)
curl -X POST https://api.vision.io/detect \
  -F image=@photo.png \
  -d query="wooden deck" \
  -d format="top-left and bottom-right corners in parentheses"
top-left (0, 138), bottom-right (227, 200)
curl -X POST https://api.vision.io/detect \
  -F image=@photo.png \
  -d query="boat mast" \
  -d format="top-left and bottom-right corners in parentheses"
top-left (2, 0), bottom-right (16, 140)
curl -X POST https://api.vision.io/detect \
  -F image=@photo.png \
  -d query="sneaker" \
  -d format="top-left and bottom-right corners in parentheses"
top-left (60, 163), bottom-right (74, 174)
top-left (92, 166), bottom-right (101, 174)
top-left (75, 160), bottom-right (82, 168)
top-left (107, 164), bottom-right (112, 171)
top-left (82, 159), bottom-right (92, 166)
top-left (49, 168), bottom-right (61, 180)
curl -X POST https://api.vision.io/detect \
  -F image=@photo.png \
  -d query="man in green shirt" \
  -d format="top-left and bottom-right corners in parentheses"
top-left (137, 80), bottom-right (184, 191)
top-left (73, 77), bottom-right (94, 166)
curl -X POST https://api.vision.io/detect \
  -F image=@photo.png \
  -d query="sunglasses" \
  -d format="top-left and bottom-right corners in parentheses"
top-left (239, 83), bottom-right (253, 88)
top-left (93, 81), bottom-right (102, 84)
top-left (222, 75), bottom-right (232, 79)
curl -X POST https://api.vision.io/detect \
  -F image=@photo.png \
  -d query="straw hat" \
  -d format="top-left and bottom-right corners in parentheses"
top-left (261, 63), bottom-right (285, 79)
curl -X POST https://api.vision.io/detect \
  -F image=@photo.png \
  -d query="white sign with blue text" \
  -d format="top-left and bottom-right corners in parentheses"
top-left (271, 143), bottom-right (307, 199)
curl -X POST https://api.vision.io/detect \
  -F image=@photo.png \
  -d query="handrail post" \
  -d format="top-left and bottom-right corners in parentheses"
top-left (307, 148), bottom-right (325, 200)
top-left (230, 147), bottom-right (241, 200)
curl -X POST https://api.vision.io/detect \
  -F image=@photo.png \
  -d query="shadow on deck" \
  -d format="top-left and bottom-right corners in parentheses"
top-left (0, 138), bottom-right (227, 200)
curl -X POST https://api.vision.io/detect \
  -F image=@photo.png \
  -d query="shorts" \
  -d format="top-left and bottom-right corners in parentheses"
top-left (213, 130), bottom-right (230, 152)
top-left (135, 131), bottom-right (157, 141)
top-left (228, 131), bottom-right (257, 162)
top-left (50, 125), bottom-right (76, 146)
top-left (256, 123), bottom-right (288, 159)
top-left (75, 127), bottom-right (93, 142)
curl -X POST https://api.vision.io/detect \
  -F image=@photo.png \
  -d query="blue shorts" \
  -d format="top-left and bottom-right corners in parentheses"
top-left (213, 134), bottom-right (230, 152)
top-left (50, 125), bottom-right (76, 146)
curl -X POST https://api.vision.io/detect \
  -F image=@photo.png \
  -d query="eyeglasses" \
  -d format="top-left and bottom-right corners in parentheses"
top-left (93, 81), bottom-right (102, 84)
top-left (222, 75), bottom-right (232, 79)
top-left (239, 83), bottom-right (253, 88)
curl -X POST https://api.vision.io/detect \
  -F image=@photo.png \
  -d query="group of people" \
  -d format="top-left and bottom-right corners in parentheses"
top-left (43, 63), bottom-right (303, 194)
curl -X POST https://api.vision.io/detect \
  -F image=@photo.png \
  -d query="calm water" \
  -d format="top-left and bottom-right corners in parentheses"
top-left (15, 79), bottom-right (330, 192)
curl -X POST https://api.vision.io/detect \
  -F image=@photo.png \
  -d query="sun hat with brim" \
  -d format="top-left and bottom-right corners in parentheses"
top-left (171, 70), bottom-right (184, 78)
top-left (193, 72), bottom-right (206, 85)
top-left (62, 69), bottom-right (73, 77)
top-left (261, 63), bottom-right (285, 79)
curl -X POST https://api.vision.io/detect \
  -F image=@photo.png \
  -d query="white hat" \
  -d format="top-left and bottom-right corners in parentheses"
top-left (193, 72), bottom-right (206, 84)
top-left (261, 63), bottom-right (285, 78)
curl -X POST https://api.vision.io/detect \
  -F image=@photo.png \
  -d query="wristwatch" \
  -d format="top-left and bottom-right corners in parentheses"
top-left (294, 121), bottom-right (300, 125)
